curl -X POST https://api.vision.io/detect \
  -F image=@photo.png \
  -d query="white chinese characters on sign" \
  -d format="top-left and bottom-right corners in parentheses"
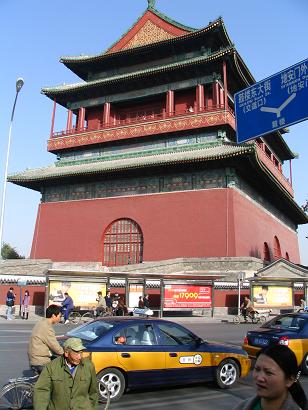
top-left (281, 62), bottom-right (308, 94)
top-left (237, 80), bottom-right (271, 115)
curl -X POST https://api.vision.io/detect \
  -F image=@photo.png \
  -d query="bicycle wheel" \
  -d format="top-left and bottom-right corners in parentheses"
top-left (251, 314), bottom-right (259, 324)
top-left (0, 382), bottom-right (33, 409)
top-left (69, 311), bottom-right (81, 324)
top-left (101, 310), bottom-right (113, 317)
top-left (98, 381), bottom-right (111, 410)
top-left (232, 315), bottom-right (241, 325)
top-left (81, 311), bottom-right (94, 323)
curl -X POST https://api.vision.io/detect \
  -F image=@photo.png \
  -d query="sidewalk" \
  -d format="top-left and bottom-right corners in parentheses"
top-left (0, 312), bottom-right (233, 324)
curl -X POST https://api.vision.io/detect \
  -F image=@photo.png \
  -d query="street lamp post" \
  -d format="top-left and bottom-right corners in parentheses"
top-left (0, 78), bottom-right (24, 259)
top-left (237, 272), bottom-right (245, 315)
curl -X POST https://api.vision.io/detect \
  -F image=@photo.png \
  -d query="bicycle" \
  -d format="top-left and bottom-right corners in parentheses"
top-left (81, 308), bottom-right (113, 323)
top-left (0, 370), bottom-right (38, 409)
top-left (0, 371), bottom-right (110, 410)
top-left (61, 308), bottom-right (82, 325)
top-left (233, 308), bottom-right (271, 325)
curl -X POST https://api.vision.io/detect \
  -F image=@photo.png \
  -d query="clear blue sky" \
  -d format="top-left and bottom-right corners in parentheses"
top-left (0, 0), bottom-right (307, 263)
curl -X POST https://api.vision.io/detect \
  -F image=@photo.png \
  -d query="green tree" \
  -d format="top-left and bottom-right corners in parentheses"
top-left (1, 242), bottom-right (25, 259)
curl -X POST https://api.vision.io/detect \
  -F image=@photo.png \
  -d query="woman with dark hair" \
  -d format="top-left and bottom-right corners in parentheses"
top-left (21, 290), bottom-right (30, 320)
top-left (234, 345), bottom-right (307, 410)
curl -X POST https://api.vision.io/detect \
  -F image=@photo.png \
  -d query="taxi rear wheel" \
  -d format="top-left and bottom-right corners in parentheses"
top-left (301, 354), bottom-right (308, 375)
top-left (97, 368), bottom-right (125, 401)
top-left (215, 359), bottom-right (239, 389)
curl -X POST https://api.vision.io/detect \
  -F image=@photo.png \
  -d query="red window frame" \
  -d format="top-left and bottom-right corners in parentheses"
top-left (103, 219), bottom-right (143, 266)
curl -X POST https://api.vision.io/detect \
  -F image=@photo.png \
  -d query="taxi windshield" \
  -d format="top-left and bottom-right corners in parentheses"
top-left (67, 321), bottom-right (115, 341)
top-left (262, 315), bottom-right (307, 332)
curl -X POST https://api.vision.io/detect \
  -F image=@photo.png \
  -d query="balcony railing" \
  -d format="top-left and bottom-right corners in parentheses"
top-left (48, 105), bottom-right (236, 152)
top-left (255, 144), bottom-right (294, 197)
top-left (51, 104), bottom-right (234, 139)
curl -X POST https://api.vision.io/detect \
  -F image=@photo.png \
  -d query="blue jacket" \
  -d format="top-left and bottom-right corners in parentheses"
top-left (61, 296), bottom-right (74, 310)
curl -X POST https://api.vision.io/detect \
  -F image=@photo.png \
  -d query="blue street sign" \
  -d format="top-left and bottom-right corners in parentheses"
top-left (235, 58), bottom-right (308, 143)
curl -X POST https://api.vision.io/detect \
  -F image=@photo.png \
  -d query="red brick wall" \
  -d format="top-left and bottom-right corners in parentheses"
top-left (232, 189), bottom-right (300, 263)
top-left (214, 289), bottom-right (250, 308)
top-left (0, 285), bottom-right (45, 306)
top-left (30, 188), bottom-right (300, 264)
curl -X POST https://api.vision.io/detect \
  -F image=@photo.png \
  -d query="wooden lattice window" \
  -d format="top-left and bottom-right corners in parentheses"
top-left (103, 219), bottom-right (143, 267)
top-left (263, 242), bottom-right (271, 262)
top-left (273, 236), bottom-right (282, 260)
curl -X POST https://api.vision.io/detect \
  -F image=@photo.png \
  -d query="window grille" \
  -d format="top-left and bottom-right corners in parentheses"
top-left (103, 219), bottom-right (143, 266)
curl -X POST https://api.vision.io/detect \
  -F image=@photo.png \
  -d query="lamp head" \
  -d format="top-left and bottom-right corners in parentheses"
top-left (16, 78), bottom-right (24, 93)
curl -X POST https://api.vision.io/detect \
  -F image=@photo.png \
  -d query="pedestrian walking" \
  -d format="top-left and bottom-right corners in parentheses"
top-left (5, 287), bottom-right (16, 320)
top-left (33, 337), bottom-right (98, 410)
top-left (143, 294), bottom-right (150, 308)
top-left (21, 289), bottom-right (30, 320)
top-left (116, 297), bottom-right (128, 316)
top-left (104, 290), bottom-right (112, 314)
top-left (138, 295), bottom-right (144, 308)
top-left (95, 290), bottom-right (107, 316)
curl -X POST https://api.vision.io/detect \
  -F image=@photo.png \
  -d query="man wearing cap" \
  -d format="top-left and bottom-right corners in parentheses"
top-left (34, 337), bottom-right (98, 410)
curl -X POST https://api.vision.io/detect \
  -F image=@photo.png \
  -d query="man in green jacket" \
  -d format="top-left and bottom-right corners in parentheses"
top-left (34, 337), bottom-right (98, 410)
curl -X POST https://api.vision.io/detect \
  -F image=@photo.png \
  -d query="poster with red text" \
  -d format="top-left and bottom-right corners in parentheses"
top-left (164, 285), bottom-right (212, 308)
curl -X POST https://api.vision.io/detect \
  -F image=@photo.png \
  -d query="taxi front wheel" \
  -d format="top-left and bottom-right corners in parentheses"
top-left (97, 368), bottom-right (126, 401)
top-left (215, 359), bottom-right (239, 389)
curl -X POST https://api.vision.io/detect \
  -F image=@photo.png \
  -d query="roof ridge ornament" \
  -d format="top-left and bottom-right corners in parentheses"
top-left (147, 0), bottom-right (156, 9)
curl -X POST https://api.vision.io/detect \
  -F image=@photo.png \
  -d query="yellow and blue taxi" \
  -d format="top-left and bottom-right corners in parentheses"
top-left (243, 312), bottom-right (308, 373)
top-left (64, 317), bottom-right (250, 401)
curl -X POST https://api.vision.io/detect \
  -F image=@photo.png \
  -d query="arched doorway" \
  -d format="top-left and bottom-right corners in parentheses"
top-left (273, 236), bottom-right (282, 260)
top-left (103, 218), bottom-right (143, 266)
top-left (263, 242), bottom-right (271, 262)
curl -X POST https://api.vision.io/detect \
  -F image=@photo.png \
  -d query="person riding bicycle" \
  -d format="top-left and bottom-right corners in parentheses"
top-left (61, 292), bottom-right (74, 324)
top-left (28, 304), bottom-right (64, 374)
top-left (95, 291), bottom-right (107, 316)
top-left (241, 296), bottom-right (255, 322)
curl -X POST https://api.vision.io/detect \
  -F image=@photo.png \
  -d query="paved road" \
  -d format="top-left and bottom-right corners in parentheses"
top-left (0, 320), bottom-right (307, 409)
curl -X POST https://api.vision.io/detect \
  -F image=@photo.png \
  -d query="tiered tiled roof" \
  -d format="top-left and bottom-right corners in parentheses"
top-left (43, 46), bottom-right (238, 97)
top-left (43, 8), bottom-right (254, 105)
top-left (9, 140), bottom-right (307, 224)
top-left (9, 142), bottom-right (253, 184)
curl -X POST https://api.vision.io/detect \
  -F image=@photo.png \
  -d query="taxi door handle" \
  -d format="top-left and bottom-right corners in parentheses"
top-left (169, 353), bottom-right (178, 357)
top-left (121, 353), bottom-right (131, 358)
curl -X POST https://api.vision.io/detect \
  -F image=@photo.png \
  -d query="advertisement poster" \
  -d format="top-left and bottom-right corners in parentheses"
top-left (164, 285), bottom-right (212, 308)
top-left (49, 281), bottom-right (106, 308)
top-left (252, 285), bottom-right (292, 308)
top-left (128, 284), bottom-right (144, 307)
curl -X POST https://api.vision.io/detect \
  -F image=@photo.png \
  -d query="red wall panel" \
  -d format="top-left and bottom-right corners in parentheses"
top-left (31, 190), bottom-right (230, 262)
top-left (30, 188), bottom-right (300, 264)
top-left (0, 285), bottom-right (45, 306)
top-left (214, 289), bottom-right (250, 307)
top-left (231, 190), bottom-right (300, 263)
